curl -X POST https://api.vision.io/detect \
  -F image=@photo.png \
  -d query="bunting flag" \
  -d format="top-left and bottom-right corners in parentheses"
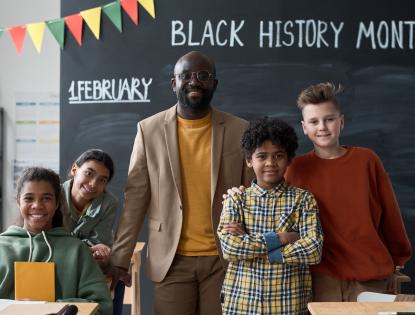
top-left (139, 0), bottom-right (155, 18)
top-left (46, 18), bottom-right (65, 49)
top-left (80, 7), bottom-right (102, 40)
top-left (8, 25), bottom-right (27, 54)
top-left (0, 0), bottom-right (157, 54)
top-left (64, 14), bottom-right (83, 46)
top-left (121, 0), bottom-right (139, 25)
top-left (27, 22), bottom-right (46, 53)
top-left (103, 2), bottom-right (123, 33)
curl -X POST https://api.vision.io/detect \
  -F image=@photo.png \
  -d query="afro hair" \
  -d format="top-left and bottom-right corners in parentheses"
top-left (241, 117), bottom-right (298, 160)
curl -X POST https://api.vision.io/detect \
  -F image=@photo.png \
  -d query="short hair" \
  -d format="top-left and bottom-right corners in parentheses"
top-left (16, 167), bottom-right (63, 228)
top-left (241, 117), bottom-right (298, 160)
top-left (70, 149), bottom-right (115, 181)
top-left (297, 82), bottom-right (343, 112)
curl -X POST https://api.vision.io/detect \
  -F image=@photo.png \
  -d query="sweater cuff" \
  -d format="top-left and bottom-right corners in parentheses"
top-left (268, 248), bottom-right (283, 263)
top-left (264, 232), bottom-right (281, 251)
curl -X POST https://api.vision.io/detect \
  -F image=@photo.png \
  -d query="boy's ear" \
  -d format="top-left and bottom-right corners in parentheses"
top-left (245, 159), bottom-right (253, 168)
top-left (301, 120), bottom-right (308, 135)
top-left (340, 114), bottom-right (345, 130)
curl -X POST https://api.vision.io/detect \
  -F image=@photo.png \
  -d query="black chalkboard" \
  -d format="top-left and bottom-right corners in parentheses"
top-left (60, 1), bottom-right (415, 312)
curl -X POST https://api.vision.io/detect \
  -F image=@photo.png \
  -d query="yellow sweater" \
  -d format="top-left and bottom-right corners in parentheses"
top-left (176, 112), bottom-right (218, 256)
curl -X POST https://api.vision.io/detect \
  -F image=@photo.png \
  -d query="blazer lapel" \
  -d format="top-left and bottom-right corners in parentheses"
top-left (211, 108), bottom-right (224, 205)
top-left (164, 105), bottom-right (182, 201)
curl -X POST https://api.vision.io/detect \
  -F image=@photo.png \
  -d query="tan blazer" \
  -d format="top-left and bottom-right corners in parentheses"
top-left (110, 105), bottom-right (253, 282)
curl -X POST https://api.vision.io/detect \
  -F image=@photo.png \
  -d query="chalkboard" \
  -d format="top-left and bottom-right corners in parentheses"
top-left (60, 1), bottom-right (415, 312)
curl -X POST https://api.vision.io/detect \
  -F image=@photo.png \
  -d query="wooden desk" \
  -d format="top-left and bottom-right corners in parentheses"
top-left (123, 242), bottom-right (145, 315)
top-left (0, 302), bottom-right (98, 315)
top-left (308, 302), bottom-right (415, 315)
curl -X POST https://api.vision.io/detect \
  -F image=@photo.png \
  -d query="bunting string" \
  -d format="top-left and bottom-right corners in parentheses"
top-left (0, 0), bottom-right (155, 54)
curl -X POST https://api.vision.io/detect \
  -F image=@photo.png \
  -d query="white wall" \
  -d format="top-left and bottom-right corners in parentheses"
top-left (0, 1), bottom-right (60, 228)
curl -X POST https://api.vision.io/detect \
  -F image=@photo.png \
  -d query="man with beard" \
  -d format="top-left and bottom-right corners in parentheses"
top-left (110, 51), bottom-right (253, 314)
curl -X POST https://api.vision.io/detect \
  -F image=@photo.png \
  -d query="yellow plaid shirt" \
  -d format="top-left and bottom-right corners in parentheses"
top-left (218, 181), bottom-right (323, 315)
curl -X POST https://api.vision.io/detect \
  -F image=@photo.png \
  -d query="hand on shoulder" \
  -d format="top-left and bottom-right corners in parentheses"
top-left (222, 185), bottom-right (246, 201)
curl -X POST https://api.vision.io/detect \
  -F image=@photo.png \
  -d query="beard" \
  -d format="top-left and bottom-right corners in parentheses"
top-left (177, 87), bottom-right (214, 110)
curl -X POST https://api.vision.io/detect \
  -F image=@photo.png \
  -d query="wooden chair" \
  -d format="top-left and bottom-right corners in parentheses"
top-left (123, 242), bottom-right (145, 315)
top-left (395, 271), bottom-right (411, 294)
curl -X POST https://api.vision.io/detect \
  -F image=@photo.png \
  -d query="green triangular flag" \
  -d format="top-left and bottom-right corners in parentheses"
top-left (0, 28), bottom-right (3, 39)
top-left (46, 18), bottom-right (65, 49)
top-left (103, 1), bottom-right (122, 33)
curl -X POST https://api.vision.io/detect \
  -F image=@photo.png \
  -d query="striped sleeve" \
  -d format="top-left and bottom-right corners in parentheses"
top-left (217, 194), bottom-right (269, 261)
top-left (281, 192), bottom-right (323, 265)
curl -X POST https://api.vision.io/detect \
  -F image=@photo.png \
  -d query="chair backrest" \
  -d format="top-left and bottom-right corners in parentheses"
top-left (357, 291), bottom-right (396, 302)
top-left (394, 271), bottom-right (412, 294)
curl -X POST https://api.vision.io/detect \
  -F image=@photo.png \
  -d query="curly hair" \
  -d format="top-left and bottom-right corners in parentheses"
top-left (241, 117), bottom-right (298, 160)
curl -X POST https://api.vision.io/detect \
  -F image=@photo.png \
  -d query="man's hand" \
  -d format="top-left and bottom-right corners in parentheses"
top-left (110, 266), bottom-right (132, 290)
top-left (90, 243), bottom-right (111, 261)
top-left (222, 222), bottom-right (246, 235)
top-left (278, 231), bottom-right (300, 245)
top-left (222, 185), bottom-right (246, 200)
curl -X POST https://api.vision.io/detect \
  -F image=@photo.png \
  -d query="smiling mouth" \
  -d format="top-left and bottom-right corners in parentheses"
top-left (81, 186), bottom-right (96, 194)
top-left (264, 170), bottom-right (277, 174)
top-left (187, 87), bottom-right (204, 93)
top-left (29, 214), bottom-right (47, 219)
top-left (188, 91), bottom-right (202, 96)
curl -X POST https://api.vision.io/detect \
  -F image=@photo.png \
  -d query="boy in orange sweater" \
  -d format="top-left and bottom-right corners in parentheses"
top-left (285, 82), bottom-right (412, 301)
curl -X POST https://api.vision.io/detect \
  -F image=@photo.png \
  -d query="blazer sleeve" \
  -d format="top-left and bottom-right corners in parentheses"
top-left (110, 122), bottom-right (151, 269)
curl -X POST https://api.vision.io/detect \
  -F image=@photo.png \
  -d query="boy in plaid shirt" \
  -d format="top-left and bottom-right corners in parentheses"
top-left (218, 117), bottom-right (323, 315)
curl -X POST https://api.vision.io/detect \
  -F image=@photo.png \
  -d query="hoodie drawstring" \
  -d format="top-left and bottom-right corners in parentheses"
top-left (41, 231), bottom-right (53, 262)
top-left (25, 230), bottom-right (53, 262)
top-left (25, 230), bottom-right (33, 262)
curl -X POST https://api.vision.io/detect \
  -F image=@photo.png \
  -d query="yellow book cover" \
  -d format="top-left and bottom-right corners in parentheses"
top-left (14, 261), bottom-right (55, 302)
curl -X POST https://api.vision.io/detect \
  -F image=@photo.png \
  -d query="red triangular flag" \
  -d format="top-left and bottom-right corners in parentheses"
top-left (8, 25), bottom-right (27, 54)
top-left (121, 0), bottom-right (138, 25)
top-left (64, 14), bottom-right (83, 46)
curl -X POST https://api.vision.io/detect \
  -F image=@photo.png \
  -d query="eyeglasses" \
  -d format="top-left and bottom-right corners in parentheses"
top-left (174, 70), bottom-right (214, 82)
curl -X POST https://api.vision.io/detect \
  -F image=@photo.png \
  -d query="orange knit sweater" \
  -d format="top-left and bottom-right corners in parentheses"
top-left (285, 146), bottom-right (412, 281)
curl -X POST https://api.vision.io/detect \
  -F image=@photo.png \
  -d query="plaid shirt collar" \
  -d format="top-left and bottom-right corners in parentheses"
top-left (251, 180), bottom-right (287, 197)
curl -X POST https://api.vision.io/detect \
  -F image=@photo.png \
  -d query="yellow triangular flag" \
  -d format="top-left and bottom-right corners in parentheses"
top-left (27, 22), bottom-right (46, 53)
top-left (138, 0), bottom-right (155, 18)
top-left (80, 7), bottom-right (101, 39)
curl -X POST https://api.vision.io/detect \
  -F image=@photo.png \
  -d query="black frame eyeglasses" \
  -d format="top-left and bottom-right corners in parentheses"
top-left (174, 70), bottom-right (214, 82)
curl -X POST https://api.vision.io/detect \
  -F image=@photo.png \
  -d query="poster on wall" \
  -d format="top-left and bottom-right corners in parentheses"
top-left (14, 92), bottom-right (59, 187)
